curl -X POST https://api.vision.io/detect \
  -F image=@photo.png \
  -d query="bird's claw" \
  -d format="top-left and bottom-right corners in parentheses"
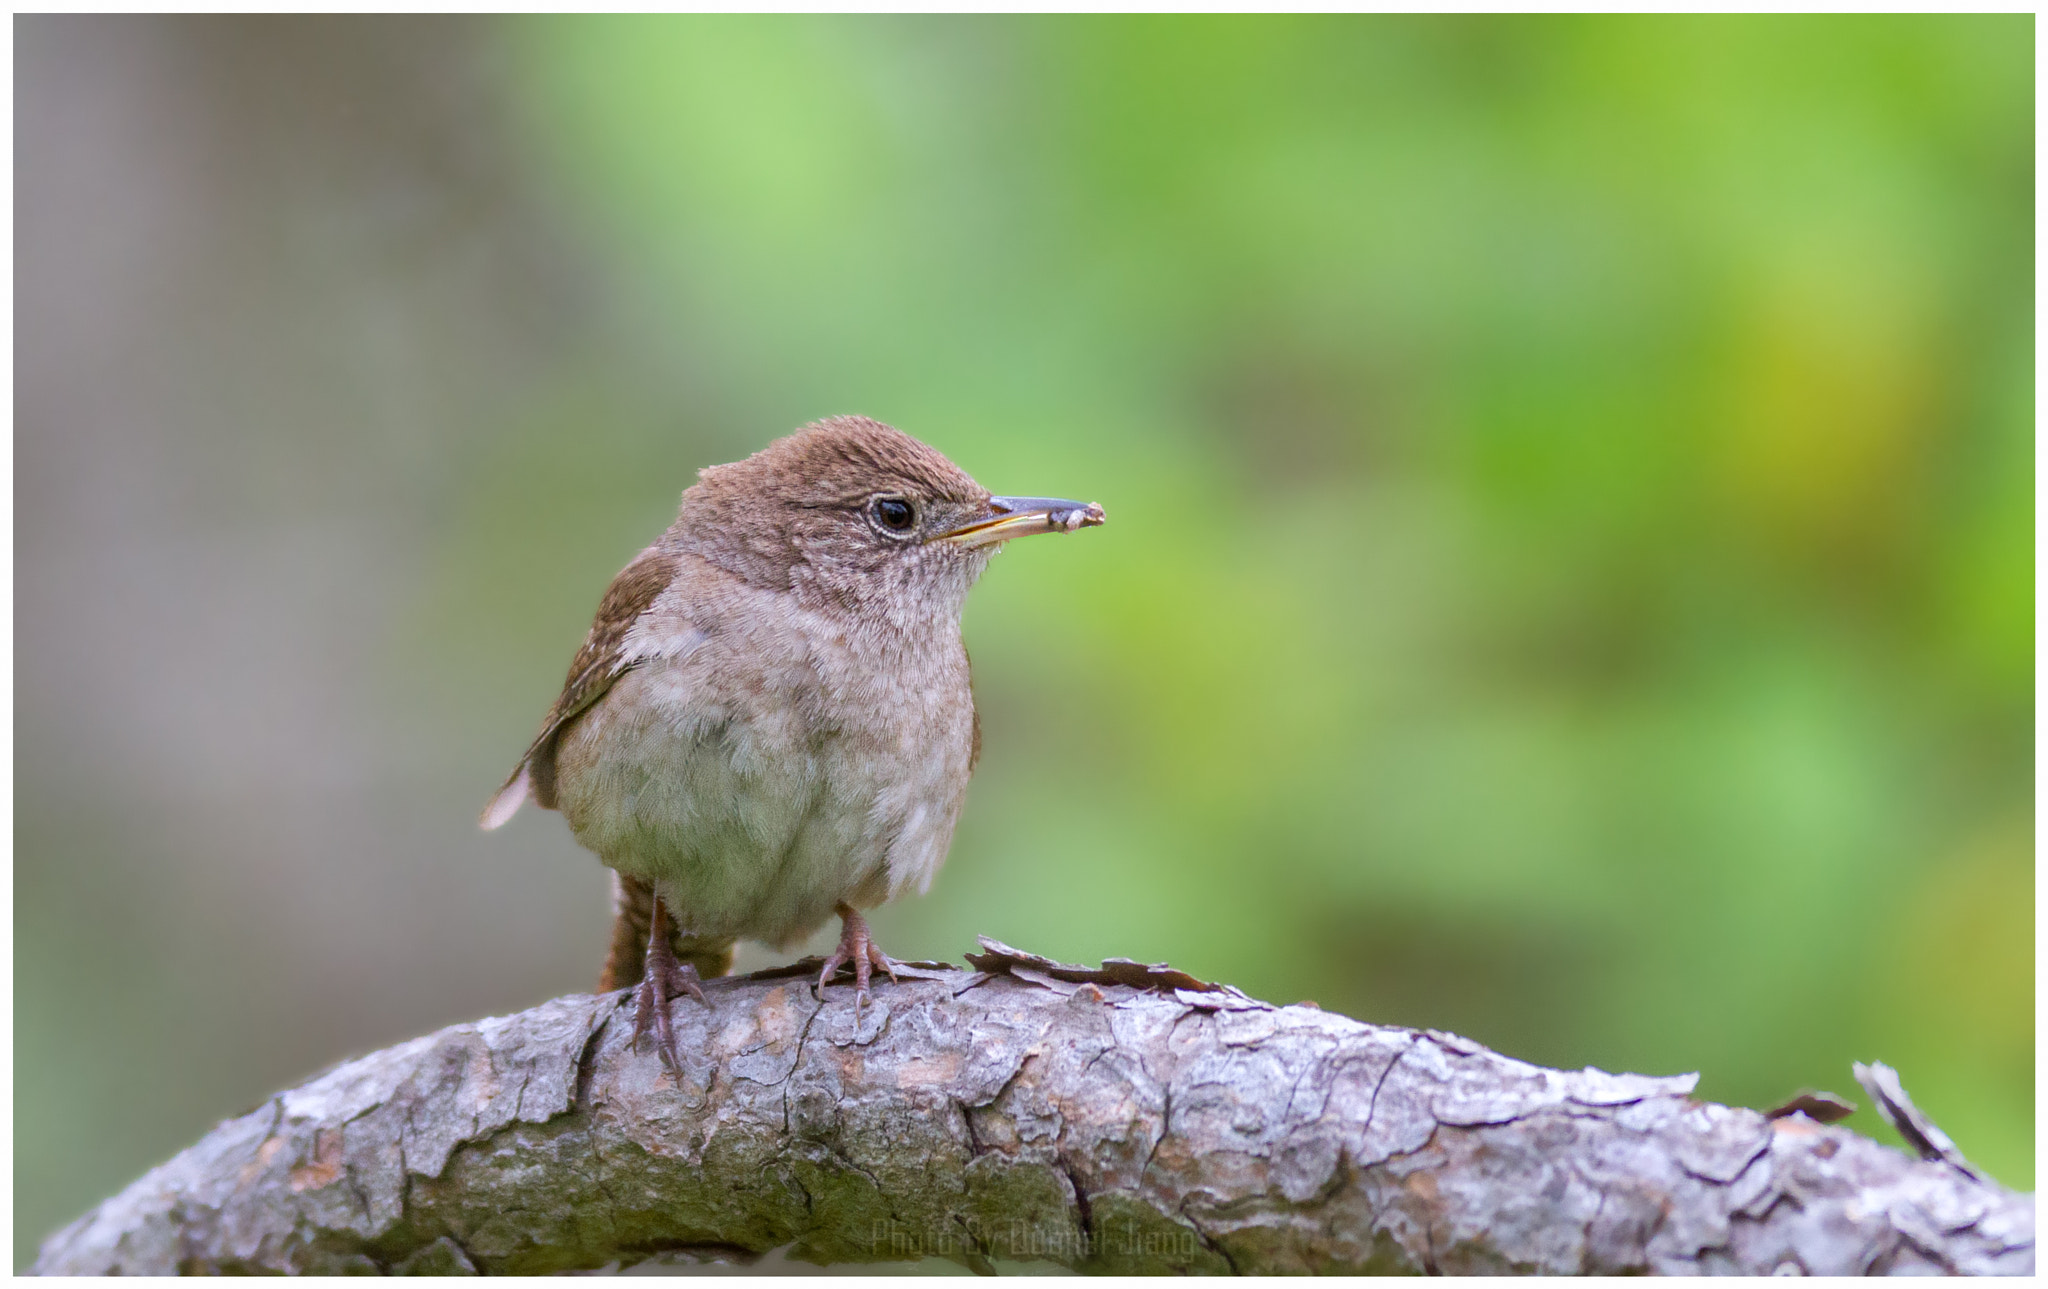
top-left (632, 906), bottom-right (708, 1073)
top-left (815, 904), bottom-right (899, 1009)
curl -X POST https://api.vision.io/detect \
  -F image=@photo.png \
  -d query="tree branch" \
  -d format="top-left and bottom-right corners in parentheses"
top-left (34, 941), bottom-right (2034, 1275)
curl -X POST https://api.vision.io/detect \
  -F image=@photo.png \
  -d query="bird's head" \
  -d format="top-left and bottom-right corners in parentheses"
top-left (675, 415), bottom-right (1105, 625)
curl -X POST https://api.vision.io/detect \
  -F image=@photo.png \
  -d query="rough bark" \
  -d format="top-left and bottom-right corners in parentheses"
top-left (34, 941), bottom-right (2034, 1276)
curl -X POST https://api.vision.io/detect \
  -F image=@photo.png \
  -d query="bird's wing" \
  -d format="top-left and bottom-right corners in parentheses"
top-left (480, 546), bottom-right (680, 829)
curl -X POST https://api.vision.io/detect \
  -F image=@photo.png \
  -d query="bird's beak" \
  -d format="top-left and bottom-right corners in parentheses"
top-left (936, 496), bottom-right (1108, 549)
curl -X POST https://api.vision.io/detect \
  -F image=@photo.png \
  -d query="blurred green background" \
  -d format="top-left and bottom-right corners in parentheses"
top-left (17, 14), bottom-right (2033, 1265)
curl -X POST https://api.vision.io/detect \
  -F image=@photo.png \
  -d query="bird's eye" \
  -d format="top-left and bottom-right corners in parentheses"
top-left (869, 496), bottom-right (917, 535)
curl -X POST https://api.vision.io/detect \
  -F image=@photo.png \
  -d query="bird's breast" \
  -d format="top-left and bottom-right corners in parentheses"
top-left (552, 620), bottom-right (977, 945)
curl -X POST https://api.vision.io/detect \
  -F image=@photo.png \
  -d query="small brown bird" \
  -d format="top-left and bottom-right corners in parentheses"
top-left (481, 415), bottom-right (1105, 1068)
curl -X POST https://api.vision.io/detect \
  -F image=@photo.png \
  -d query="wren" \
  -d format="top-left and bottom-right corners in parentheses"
top-left (482, 415), bottom-right (1105, 1069)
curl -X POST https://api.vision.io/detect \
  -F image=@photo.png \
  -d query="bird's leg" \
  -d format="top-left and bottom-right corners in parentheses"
top-left (816, 902), bottom-right (899, 1004)
top-left (631, 892), bottom-right (708, 1073)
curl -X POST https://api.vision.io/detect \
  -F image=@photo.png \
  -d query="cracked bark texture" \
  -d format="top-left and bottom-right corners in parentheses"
top-left (34, 949), bottom-right (2034, 1275)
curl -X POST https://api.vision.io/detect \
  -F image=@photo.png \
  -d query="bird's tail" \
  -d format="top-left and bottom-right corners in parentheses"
top-left (479, 764), bottom-right (530, 830)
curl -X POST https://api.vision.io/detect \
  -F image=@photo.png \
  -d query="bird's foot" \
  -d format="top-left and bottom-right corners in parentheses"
top-left (631, 898), bottom-right (708, 1074)
top-left (816, 903), bottom-right (899, 1006)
